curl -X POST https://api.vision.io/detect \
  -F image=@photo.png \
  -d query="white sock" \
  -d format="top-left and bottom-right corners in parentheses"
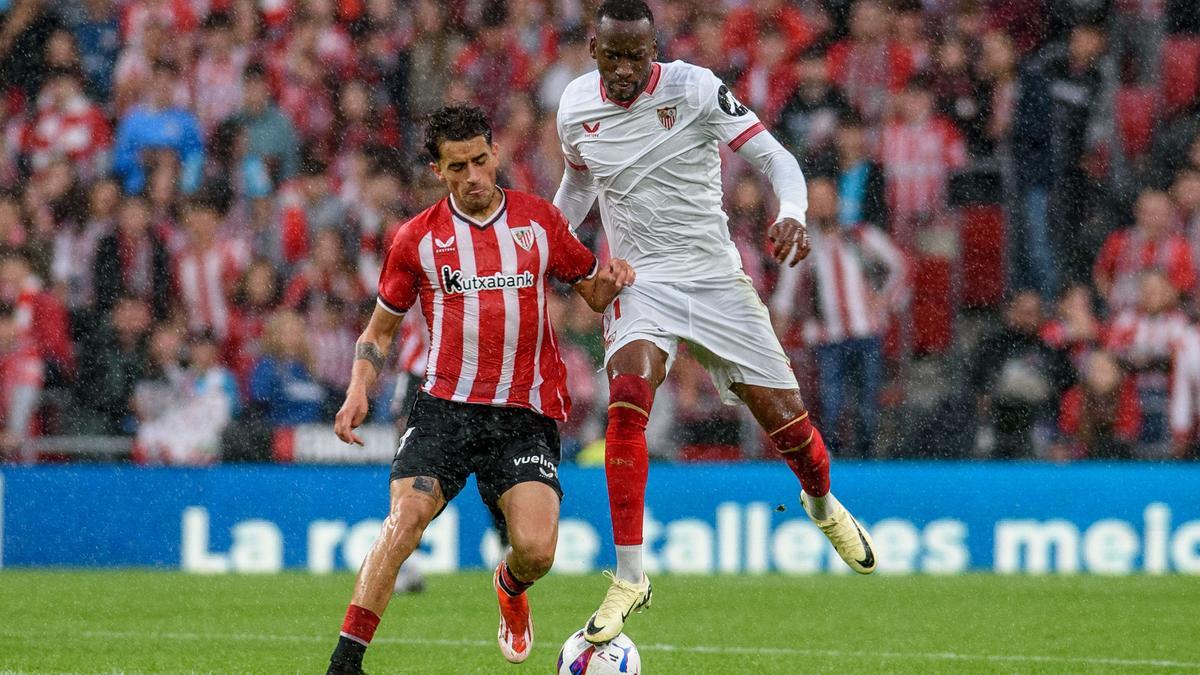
top-left (615, 545), bottom-right (644, 583)
top-left (804, 490), bottom-right (836, 520)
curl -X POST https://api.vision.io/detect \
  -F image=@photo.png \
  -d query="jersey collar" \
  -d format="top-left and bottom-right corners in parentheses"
top-left (448, 187), bottom-right (507, 229)
top-left (600, 62), bottom-right (662, 109)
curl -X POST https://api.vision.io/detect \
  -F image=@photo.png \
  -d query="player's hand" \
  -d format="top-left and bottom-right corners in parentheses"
top-left (334, 388), bottom-right (370, 446)
top-left (580, 258), bottom-right (635, 312)
top-left (768, 218), bottom-right (811, 267)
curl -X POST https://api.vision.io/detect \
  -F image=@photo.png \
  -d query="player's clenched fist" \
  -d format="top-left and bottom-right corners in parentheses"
top-left (768, 217), bottom-right (811, 267)
top-left (576, 258), bottom-right (636, 312)
top-left (601, 259), bottom-right (636, 290)
top-left (334, 388), bottom-right (370, 446)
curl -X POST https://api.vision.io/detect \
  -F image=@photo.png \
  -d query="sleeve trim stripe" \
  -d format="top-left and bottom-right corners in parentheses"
top-left (376, 296), bottom-right (407, 316)
top-left (566, 158), bottom-right (588, 171)
top-left (729, 122), bottom-right (767, 151)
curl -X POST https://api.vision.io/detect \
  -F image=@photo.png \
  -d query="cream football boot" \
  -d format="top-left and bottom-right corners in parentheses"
top-left (583, 571), bottom-right (652, 644)
top-left (801, 491), bottom-right (877, 574)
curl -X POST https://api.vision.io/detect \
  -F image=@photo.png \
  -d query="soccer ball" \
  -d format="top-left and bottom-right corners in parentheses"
top-left (556, 629), bottom-right (641, 674)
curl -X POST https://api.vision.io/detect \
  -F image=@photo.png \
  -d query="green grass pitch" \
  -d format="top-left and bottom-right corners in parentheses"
top-left (0, 571), bottom-right (1196, 673)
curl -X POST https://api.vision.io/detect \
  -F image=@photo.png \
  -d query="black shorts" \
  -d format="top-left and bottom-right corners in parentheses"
top-left (390, 392), bottom-right (563, 517)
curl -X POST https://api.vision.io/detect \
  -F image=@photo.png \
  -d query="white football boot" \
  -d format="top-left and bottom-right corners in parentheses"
top-left (801, 491), bottom-right (877, 574)
top-left (583, 571), bottom-right (652, 644)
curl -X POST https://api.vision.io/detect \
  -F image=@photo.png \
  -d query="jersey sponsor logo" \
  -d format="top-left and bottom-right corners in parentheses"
top-left (435, 235), bottom-right (456, 251)
top-left (510, 225), bottom-right (536, 251)
top-left (717, 84), bottom-right (748, 117)
top-left (657, 106), bottom-right (677, 130)
top-left (582, 121), bottom-right (601, 134)
top-left (440, 265), bottom-right (535, 294)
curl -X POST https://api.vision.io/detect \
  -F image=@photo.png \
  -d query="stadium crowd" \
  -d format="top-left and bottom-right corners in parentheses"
top-left (2, 0), bottom-right (1200, 464)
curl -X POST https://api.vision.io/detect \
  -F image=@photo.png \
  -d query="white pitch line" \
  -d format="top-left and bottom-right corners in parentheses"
top-left (31, 628), bottom-right (1195, 671)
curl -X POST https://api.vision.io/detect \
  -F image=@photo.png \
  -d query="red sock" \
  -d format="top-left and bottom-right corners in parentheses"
top-left (771, 413), bottom-right (830, 497)
top-left (606, 374), bottom-right (653, 546)
top-left (497, 561), bottom-right (533, 597)
top-left (340, 603), bottom-right (381, 646)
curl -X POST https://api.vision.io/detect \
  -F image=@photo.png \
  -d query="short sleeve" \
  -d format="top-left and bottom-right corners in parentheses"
top-left (377, 228), bottom-right (421, 315)
top-left (697, 68), bottom-right (767, 151)
top-left (544, 206), bottom-right (598, 284)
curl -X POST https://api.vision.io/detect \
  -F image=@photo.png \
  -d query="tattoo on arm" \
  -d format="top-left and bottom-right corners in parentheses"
top-left (355, 342), bottom-right (385, 376)
top-left (412, 475), bottom-right (440, 500)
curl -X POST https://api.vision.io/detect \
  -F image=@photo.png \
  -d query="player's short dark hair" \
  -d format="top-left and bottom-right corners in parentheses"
top-left (596, 0), bottom-right (654, 26)
top-left (424, 104), bottom-right (493, 162)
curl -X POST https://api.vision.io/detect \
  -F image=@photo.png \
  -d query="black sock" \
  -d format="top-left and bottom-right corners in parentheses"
top-left (328, 635), bottom-right (367, 672)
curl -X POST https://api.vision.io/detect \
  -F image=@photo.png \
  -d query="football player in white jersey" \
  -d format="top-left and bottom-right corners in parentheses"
top-left (553, 0), bottom-right (878, 644)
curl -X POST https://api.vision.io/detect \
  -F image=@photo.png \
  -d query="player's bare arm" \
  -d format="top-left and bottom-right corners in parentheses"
top-left (573, 258), bottom-right (636, 312)
top-left (334, 304), bottom-right (403, 446)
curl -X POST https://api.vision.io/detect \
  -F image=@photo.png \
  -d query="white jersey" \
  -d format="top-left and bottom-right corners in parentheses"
top-left (556, 60), bottom-right (769, 282)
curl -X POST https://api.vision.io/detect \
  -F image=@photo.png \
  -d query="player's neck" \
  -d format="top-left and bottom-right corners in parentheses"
top-left (450, 187), bottom-right (504, 225)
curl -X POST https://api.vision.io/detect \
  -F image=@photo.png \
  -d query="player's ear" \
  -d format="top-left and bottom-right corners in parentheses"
top-left (589, 36), bottom-right (596, 60)
top-left (428, 161), bottom-right (444, 183)
top-left (490, 143), bottom-right (500, 163)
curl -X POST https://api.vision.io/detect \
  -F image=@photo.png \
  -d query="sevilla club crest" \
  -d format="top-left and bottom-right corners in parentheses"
top-left (511, 225), bottom-right (535, 251)
top-left (657, 106), bottom-right (677, 130)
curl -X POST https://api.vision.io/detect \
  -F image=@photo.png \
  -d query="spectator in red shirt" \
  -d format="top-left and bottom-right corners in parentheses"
top-left (0, 249), bottom-right (74, 383)
top-left (23, 66), bottom-right (111, 181)
top-left (1094, 189), bottom-right (1195, 313)
top-left (282, 227), bottom-right (367, 316)
top-left (1058, 349), bottom-right (1140, 460)
top-left (453, 2), bottom-right (533, 117)
top-left (0, 301), bottom-right (44, 458)
top-left (173, 196), bottom-right (248, 340)
top-left (226, 259), bottom-right (282, 392)
top-left (734, 24), bottom-right (799, 127)
top-left (722, 0), bottom-right (817, 71)
top-left (827, 0), bottom-right (915, 126)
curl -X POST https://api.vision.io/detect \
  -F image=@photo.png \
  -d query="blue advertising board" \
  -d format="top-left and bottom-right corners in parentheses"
top-left (2, 463), bottom-right (1199, 575)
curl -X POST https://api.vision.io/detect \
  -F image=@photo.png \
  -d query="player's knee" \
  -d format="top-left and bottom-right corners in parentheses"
top-left (609, 373), bottom-right (655, 425)
top-left (381, 502), bottom-right (431, 550)
top-left (512, 539), bottom-right (556, 579)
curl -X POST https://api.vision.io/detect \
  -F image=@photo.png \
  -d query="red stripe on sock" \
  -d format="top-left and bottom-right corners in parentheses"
top-left (606, 375), bottom-right (653, 546)
top-left (773, 416), bottom-right (831, 497)
top-left (341, 604), bottom-right (380, 645)
top-left (499, 561), bottom-right (533, 596)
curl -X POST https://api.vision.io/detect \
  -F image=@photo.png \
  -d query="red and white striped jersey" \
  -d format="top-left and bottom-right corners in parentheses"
top-left (1093, 228), bottom-right (1196, 313)
top-left (175, 240), bottom-right (248, 339)
top-left (1105, 309), bottom-right (1199, 437)
top-left (396, 307), bottom-right (429, 377)
top-left (377, 188), bottom-right (597, 421)
top-left (879, 117), bottom-right (967, 219)
top-left (771, 223), bottom-right (907, 346)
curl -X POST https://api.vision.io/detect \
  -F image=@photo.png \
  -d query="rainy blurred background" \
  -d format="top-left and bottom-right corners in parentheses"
top-left (2, 0), bottom-right (1200, 469)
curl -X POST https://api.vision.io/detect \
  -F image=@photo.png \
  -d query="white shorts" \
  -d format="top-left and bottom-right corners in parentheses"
top-left (602, 276), bottom-right (799, 405)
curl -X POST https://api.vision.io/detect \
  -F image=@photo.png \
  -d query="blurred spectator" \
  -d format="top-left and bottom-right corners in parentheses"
top-left (280, 151), bottom-right (353, 264)
top-left (1058, 350), bottom-right (1140, 459)
top-left (539, 26), bottom-right (590, 111)
top-left (185, 329), bottom-right (240, 418)
top-left (233, 63), bottom-right (301, 184)
top-left (673, 12), bottom-right (737, 83)
top-left (406, 0), bottom-right (464, 120)
top-left (722, 0), bottom-right (816, 71)
top-left (94, 196), bottom-right (172, 320)
top-left (52, 176), bottom-right (119, 312)
top-left (77, 295), bottom-right (150, 435)
top-left (826, 0), bottom-right (915, 126)
top-left (132, 322), bottom-right (186, 426)
top-left (307, 296), bottom-right (357, 410)
top-left (71, 0), bottom-right (120, 102)
top-left (971, 291), bottom-right (1075, 458)
top-left (725, 173), bottom-right (774, 296)
top-left (776, 48), bottom-right (852, 162)
top-left (174, 196), bottom-right (248, 339)
top-left (283, 228), bottom-right (368, 314)
top-left (1105, 271), bottom-right (1197, 458)
top-left (880, 75), bottom-right (967, 248)
top-left (250, 309), bottom-right (326, 426)
top-left (1041, 283), bottom-right (1103, 367)
top-left (1094, 189), bottom-right (1194, 314)
top-left (734, 24), bottom-right (799, 127)
top-left (192, 12), bottom-right (248, 135)
top-left (0, 249), bottom-right (74, 383)
top-left (113, 59), bottom-right (204, 195)
top-left (226, 259), bottom-right (282, 390)
top-left (810, 110), bottom-right (888, 230)
top-left (0, 0), bottom-right (64, 97)
top-left (931, 35), bottom-right (990, 159)
top-left (453, 1), bottom-right (533, 117)
top-left (22, 66), bottom-right (110, 180)
top-left (0, 301), bottom-right (43, 458)
top-left (112, 20), bottom-right (189, 116)
top-left (771, 179), bottom-right (906, 457)
top-left (1014, 22), bottom-right (1112, 288)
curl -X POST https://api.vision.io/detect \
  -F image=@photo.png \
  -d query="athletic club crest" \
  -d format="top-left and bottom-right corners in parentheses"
top-left (657, 106), bottom-right (677, 130)
top-left (511, 225), bottom-right (535, 251)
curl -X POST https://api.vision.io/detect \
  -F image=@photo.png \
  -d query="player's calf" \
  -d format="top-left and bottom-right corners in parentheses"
top-left (770, 411), bottom-right (831, 498)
